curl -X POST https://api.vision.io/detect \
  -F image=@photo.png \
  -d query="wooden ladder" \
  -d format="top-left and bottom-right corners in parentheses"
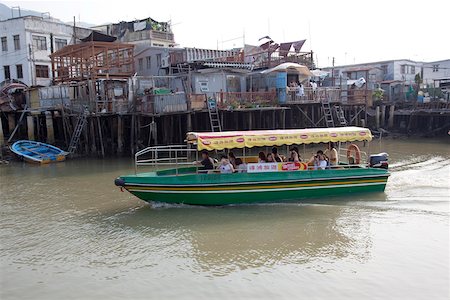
top-left (321, 98), bottom-right (335, 127)
top-left (334, 105), bottom-right (348, 126)
top-left (67, 109), bottom-right (88, 154)
top-left (207, 97), bottom-right (222, 132)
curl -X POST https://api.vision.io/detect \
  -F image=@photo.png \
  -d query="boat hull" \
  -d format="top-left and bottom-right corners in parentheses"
top-left (10, 140), bottom-right (67, 164)
top-left (117, 168), bottom-right (389, 206)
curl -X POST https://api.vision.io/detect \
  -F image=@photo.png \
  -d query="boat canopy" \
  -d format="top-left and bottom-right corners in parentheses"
top-left (187, 127), bottom-right (373, 151)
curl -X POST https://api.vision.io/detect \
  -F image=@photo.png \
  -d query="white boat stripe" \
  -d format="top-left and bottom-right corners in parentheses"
top-left (127, 182), bottom-right (386, 194)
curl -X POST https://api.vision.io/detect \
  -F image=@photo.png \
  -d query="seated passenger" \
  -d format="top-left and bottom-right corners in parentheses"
top-left (235, 158), bottom-right (247, 173)
top-left (195, 150), bottom-right (214, 172)
top-left (312, 150), bottom-right (328, 170)
top-left (258, 151), bottom-right (267, 163)
top-left (325, 142), bottom-right (338, 166)
top-left (218, 154), bottom-right (235, 174)
top-left (271, 147), bottom-right (283, 162)
top-left (266, 153), bottom-right (275, 163)
top-left (288, 146), bottom-right (301, 163)
top-left (228, 151), bottom-right (237, 168)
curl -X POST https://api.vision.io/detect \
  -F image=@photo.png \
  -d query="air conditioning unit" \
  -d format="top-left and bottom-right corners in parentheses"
top-left (161, 56), bottom-right (169, 68)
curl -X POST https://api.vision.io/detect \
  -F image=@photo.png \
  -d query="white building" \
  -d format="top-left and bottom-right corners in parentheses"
top-left (0, 16), bottom-right (91, 86)
top-left (422, 59), bottom-right (450, 85)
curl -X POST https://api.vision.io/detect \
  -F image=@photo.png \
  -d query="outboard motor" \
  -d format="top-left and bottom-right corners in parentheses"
top-left (369, 152), bottom-right (389, 169)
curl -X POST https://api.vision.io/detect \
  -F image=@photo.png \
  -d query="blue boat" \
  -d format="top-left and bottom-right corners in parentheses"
top-left (10, 140), bottom-right (68, 164)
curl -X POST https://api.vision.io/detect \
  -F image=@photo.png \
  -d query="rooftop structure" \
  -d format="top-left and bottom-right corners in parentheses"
top-left (91, 17), bottom-right (175, 48)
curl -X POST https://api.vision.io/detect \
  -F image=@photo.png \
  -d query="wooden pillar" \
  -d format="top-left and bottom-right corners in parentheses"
top-left (117, 115), bottom-right (123, 154)
top-left (45, 111), bottom-right (55, 144)
top-left (248, 112), bottom-right (252, 130)
top-left (388, 105), bottom-right (395, 128)
top-left (0, 116), bottom-right (5, 146)
top-left (381, 105), bottom-right (386, 127)
top-left (8, 113), bottom-right (15, 135)
top-left (281, 109), bottom-right (286, 129)
top-left (89, 117), bottom-right (97, 154)
top-left (375, 106), bottom-right (380, 129)
top-left (187, 113), bottom-right (192, 132)
top-left (27, 115), bottom-right (35, 141)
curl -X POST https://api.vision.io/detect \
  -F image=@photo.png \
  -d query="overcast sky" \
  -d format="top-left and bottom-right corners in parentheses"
top-left (3, 0), bottom-right (449, 67)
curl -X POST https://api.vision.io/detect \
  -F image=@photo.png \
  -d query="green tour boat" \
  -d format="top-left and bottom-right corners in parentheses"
top-left (115, 127), bottom-right (390, 206)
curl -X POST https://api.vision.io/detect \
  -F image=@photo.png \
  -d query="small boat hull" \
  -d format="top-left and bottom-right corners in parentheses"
top-left (116, 167), bottom-right (390, 206)
top-left (10, 140), bottom-right (68, 164)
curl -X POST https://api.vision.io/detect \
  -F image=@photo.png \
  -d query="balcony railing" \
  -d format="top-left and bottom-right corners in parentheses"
top-left (286, 87), bottom-right (342, 103)
top-left (216, 91), bottom-right (277, 108)
top-left (138, 93), bottom-right (187, 114)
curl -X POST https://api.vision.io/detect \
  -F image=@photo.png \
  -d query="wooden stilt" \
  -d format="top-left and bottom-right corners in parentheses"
top-left (117, 115), bottom-right (124, 154)
top-left (90, 117), bottom-right (97, 154)
top-left (8, 113), bottom-right (15, 135)
top-left (27, 115), bottom-right (35, 140)
top-left (0, 116), bottom-right (5, 146)
top-left (388, 105), bottom-right (395, 128)
top-left (45, 111), bottom-right (55, 144)
top-left (97, 116), bottom-right (105, 157)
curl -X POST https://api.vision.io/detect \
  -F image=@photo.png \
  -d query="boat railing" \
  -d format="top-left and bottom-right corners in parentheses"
top-left (135, 144), bottom-right (198, 174)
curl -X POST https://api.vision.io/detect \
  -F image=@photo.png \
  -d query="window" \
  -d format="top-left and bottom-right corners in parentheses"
top-left (32, 35), bottom-right (47, 51)
top-left (54, 38), bottom-right (67, 51)
top-left (381, 65), bottom-right (387, 75)
top-left (35, 65), bottom-right (49, 78)
top-left (138, 58), bottom-right (143, 71)
top-left (146, 56), bottom-right (151, 69)
top-left (433, 64), bottom-right (439, 72)
top-left (4, 65), bottom-right (10, 79)
top-left (13, 35), bottom-right (20, 50)
top-left (1, 37), bottom-right (7, 51)
top-left (16, 65), bottom-right (23, 78)
top-left (156, 54), bottom-right (161, 68)
top-left (410, 66), bottom-right (415, 74)
top-left (400, 65), bottom-right (405, 74)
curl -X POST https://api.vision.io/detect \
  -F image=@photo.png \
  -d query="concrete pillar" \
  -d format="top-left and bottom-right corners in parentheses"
top-left (117, 115), bottom-right (123, 154)
top-left (361, 119), bottom-right (366, 128)
top-left (8, 114), bottom-right (15, 135)
top-left (388, 105), bottom-right (395, 128)
top-left (0, 117), bottom-right (5, 146)
top-left (27, 115), bottom-right (35, 141)
top-left (381, 105), bottom-right (386, 127)
top-left (45, 111), bottom-right (55, 144)
top-left (375, 106), bottom-right (380, 129)
top-left (248, 112), bottom-right (252, 130)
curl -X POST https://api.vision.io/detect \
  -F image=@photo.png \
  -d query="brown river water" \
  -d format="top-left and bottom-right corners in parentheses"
top-left (1, 138), bottom-right (449, 300)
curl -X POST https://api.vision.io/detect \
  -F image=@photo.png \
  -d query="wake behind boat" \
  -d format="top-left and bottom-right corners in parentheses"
top-left (10, 140), bottom-right (68, 164)
top-left (115, 127), bottom-right (390, 206)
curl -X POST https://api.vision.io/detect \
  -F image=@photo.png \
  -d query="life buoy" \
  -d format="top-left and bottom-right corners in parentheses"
top-left (346, 144), bottom-right (361, 164)
top-left (299, 162), bottom-right (308, 170)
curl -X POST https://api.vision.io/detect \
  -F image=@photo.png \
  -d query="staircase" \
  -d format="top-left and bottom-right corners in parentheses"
top-left (207, 98), bottom-right (222, 132)
top-left (67, 109), bottom-right (88, 154)
top-left (321, 98), bottom-right (335, 127)
top-left (334, 105), bottom-right (348, 126)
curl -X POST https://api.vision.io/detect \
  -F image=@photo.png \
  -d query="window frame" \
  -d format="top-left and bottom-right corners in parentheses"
top-left (35, 64), bottom-right (49, 78)
top-left (32, 35), bottom-right (47, 51)
top-left (1, 36), bottom-right (7, 52)
top-left (4, 65), bottom-right (11, 79)
top-left (54, 38), bottom-right (67, 51)
top-left (16, 64), bottom-right (23, 78)
top-left (146, 56), bottom-right (151, 69)
top-left (13, 35), bottom-right (20, 50)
